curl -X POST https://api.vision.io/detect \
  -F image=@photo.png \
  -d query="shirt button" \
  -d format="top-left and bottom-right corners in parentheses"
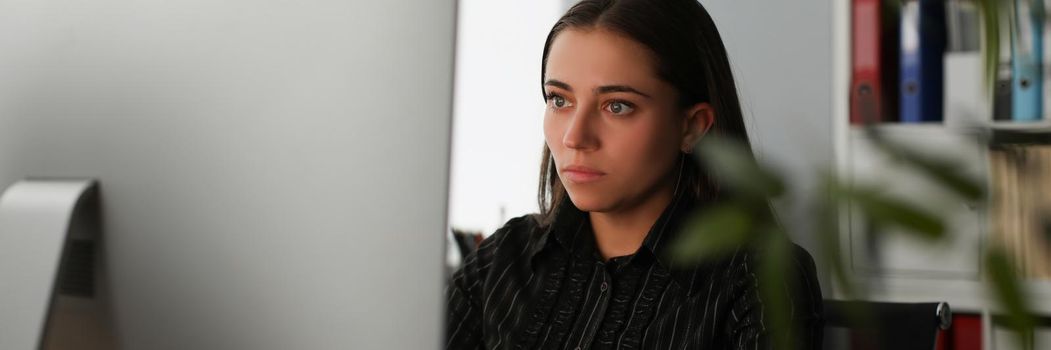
top-left (600, 282), bottom-right (608, 292)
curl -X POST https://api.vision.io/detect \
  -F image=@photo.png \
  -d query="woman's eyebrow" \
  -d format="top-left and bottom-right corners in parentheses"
top-left (544, 79), bottom-right (572, 91)
top-left (544, 80), bottom-right (652, 99)
top-left (596, 85), bottom-right (651, 98)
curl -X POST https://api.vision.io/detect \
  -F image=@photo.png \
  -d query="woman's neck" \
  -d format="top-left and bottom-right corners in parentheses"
top-left (588, 182), bottom-right (676, 261)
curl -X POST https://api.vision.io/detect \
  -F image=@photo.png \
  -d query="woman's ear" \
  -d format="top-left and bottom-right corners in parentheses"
top-left (680, 102), bottom-right (715, 153)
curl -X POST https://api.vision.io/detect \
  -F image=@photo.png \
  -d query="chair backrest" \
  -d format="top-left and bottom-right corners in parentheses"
top-left (822, 300), bottom-right (951, 350)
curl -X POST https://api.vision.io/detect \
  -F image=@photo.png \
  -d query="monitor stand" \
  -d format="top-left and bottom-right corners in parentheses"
top-left (0, 179), bottom-right (115, 350)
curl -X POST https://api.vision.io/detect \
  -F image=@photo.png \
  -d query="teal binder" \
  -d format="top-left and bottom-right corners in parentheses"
top-left (1011, 0), bottom-right (1044, 122)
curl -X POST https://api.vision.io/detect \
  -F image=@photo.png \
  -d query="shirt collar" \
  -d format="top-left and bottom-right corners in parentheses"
top-left (528, 187), bottom-right (710, 287)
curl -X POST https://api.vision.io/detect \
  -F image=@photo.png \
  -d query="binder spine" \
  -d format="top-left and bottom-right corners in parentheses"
top-left (900, 0), bottom-right (946, 123)
top-left (1010, 0), bottom-right (1044, 121)
top-left (852, 0), bottom-right (885, 124)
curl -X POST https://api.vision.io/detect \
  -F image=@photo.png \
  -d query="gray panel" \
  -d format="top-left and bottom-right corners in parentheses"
top-left (0, 0), bottom-right (456, 349)
top-left (700, 0), bottom-right (834, 292)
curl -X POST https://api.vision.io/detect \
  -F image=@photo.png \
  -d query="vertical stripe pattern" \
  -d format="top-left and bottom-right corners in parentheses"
top-left (445, 192), bottom-right (823, 349)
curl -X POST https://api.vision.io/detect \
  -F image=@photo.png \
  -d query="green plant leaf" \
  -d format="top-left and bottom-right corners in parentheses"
top-left (833, 183), bottom-right (946, 240)
top-left (758, 229), bottom-right (795, 349)
top-left (695, 136), bottom-right (785, 199)
top-left (978, 0), bottom-right (1000, 96)
top-left (985, 247), bottom-right (1036, 349)
top-left (670, 204), bottom-right (753, 265)
top-left (816, 176), bottom-right (861, 298)
top-left (864, 129), bottom-right (985, 201)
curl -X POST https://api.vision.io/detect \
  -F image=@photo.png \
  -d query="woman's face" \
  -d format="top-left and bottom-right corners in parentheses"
top-left (543, 27), bottom-right (707, 213)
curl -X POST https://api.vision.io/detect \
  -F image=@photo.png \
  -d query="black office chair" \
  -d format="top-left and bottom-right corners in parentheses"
top-left (822, 300), bottom-right (952, 350)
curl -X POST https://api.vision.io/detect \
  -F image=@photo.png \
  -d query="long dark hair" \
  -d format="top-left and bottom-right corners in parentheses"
top-left (537, 0), bottom-right (757, 226)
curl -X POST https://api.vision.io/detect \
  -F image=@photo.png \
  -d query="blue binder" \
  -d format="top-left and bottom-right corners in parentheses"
top-left (1011, 0), bottom-right (1044, 122)
top-left (900, 0), bottom-right (946, 123)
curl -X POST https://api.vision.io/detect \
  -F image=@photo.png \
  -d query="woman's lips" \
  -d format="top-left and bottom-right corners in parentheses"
top-left (562, 165), bottom-right (606, 183)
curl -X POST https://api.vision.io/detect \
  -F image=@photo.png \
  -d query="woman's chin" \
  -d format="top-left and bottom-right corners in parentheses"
top-left (566, 192), bottom-right (613, 213)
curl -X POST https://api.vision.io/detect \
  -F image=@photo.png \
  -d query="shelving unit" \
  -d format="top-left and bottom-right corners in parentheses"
top-left (989, 126), bottom-right (1051, 144)
top-left (832, 1), bottom-right (1051, 349)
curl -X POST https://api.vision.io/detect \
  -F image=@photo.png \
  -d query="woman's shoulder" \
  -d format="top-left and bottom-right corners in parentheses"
top-left (695, 242), bottom-right (821, 304)
top-left (720, 242), bottom-right (818, 273)
top-left (452, 214), bottom-right (545, 291)
top-left (472, 213), bottom-right (545, 260)
top-left (721, 242), bottom-right (823, 311)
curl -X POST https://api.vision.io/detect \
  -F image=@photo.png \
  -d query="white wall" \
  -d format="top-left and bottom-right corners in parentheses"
top-left (700, 0), bottom-right (833, 292)
top-left (448, 0), bottom-right (563, 235)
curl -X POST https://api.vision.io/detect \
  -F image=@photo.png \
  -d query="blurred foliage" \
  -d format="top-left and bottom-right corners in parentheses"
top-left (671, 129), bottom-right (1040, 349)
top-left (978, 0), bottom-right (1000, 95)
top-left (667, 1), bottom-right (1047, 346)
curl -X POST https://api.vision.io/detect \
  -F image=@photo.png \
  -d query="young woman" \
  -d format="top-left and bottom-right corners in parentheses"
top-left (446, 0), bottom-right (823, 349)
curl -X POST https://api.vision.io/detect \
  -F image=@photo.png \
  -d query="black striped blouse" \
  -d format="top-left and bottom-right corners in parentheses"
top-left (445, 190), bottom-right (823, 349)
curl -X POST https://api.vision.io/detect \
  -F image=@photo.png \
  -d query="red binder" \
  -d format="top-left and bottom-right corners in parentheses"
top-left (851, 0), bottom-right (884, 124)
top-left (852, 0), bottom-right (901, 124)
top-left (934, 313), bottom-right (982, 350)
top-left (950, 314), bottom-right (982, 350)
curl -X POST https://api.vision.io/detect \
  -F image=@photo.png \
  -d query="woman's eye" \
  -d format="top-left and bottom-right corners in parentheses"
top-left (547, 94), bottom-right (572, 109)
top-left (605, 101), bottom-right (635, 115)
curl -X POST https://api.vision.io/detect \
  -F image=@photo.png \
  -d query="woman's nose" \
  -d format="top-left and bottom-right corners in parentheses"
top-left (562, 107), bottom-right (599, 151)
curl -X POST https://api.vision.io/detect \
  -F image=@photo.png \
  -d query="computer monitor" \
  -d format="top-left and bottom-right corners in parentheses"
top-left (0, 0), bottom-right (456, 348)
